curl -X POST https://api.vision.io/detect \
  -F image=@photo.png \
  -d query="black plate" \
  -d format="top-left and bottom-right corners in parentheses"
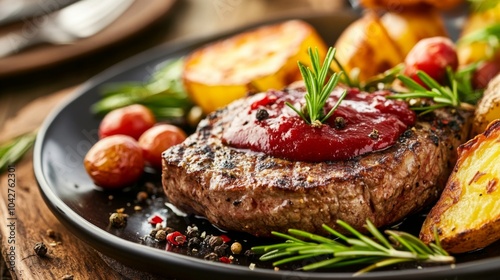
top-left (34, 11), bottom-right (500, 280)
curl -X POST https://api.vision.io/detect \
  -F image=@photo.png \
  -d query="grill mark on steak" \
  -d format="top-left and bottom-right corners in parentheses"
top-left (162, 93), bottom-right (472, 237)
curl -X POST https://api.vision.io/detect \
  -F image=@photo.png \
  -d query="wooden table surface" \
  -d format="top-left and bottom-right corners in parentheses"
top-left (0, 1), bottom-right (346, 279)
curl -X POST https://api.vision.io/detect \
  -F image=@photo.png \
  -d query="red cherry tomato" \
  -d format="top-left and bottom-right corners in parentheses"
top-left (138, 124), bottom-right (187, 169)
top-left (99, 104), bottom-right (156, 140)
top-left (473, 61), bottom-right (500, 90)
top-left (404, 36), bottom-right (458, 85)
top-left (84, 135), bottom-right (144, 189)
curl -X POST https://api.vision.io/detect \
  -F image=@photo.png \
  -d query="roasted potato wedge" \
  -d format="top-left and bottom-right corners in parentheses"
top-left (360, 0), bottom-right (463, 10)
top-left (381, 9), bottom-right (447, 56)
top-left (334, 12), bottom-right (403, 82)
top-left (183, 20), bottom-right (327, 114)
top-left (472, 73), bottom-right (500, 136)
top-left (420, 119), bottom-right (500, 254)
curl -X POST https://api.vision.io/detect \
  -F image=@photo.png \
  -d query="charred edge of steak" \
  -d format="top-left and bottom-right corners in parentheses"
top-left (162, 98), bottom-right (472, 237)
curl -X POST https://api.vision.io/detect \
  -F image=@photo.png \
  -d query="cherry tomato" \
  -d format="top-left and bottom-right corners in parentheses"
top-left (404, 36), bottom-right (458, 85)
top-left (84, 135), bottom-right (144, 189)
top-left (473, 61), bottom-right (500, 90)
top-left (138, 124), bottom-right (187, 169)
top-left (99, 104), bottom-right (156, 140)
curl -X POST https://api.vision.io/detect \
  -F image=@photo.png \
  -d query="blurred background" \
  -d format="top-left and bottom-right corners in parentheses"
top-left (0, 0), bottom-right (346, 132)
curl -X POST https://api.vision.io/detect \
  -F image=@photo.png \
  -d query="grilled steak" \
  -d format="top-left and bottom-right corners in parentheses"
top-left (162, 87), bottom-right (471, 237)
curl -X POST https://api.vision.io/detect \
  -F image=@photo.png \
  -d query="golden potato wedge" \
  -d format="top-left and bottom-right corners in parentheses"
top-left (420, 119), bottom-right (500, 254)
top-left (472, 73), bottom-right (500, 136)
top-left (381, 9), bottom-right (447, 56)
top-left (183, 20), bottom-right (327, 114)
top-left (457, 2), bottom-right (500, 65)
top-left (360, 0), bottom-right (463, 10)
top-left (334, 12), bottom-right (404, 82)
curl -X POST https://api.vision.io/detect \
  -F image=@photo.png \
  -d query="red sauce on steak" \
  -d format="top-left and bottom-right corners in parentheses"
top-left (222, 87), bottom-right (416, 162)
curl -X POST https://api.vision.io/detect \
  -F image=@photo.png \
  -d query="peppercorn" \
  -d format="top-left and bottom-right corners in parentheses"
top-left (155, 229), bottom-right (167, 242)
top-left (214, 244), bottom-right (229, 256)
top-left (244, 249), bottom-right (255, 259)
top-left (204, 252), bottom-right (218, 261)
top-left (334, 116), bottom-right (346, 129)
top-left (186, 225), bottom-right (199, 238)
top-left (208, 236), bottom-right (223, 248)
top-left (136, 191), bottom-right (148, 203)
top-left (109, 212), bottom-right (128, 228)
top-left (188, 237), bottom-right (201, 248)
top-left (230, 242), bottom-right (243, 254)
top-left (34, 242), bottom-right (47, 257)
top-left (167, 231), bottom-right (186, 246)
top-left (369, 129), bottom-right (380, 140)
top-left (256, 109), bottom-right (269, 121)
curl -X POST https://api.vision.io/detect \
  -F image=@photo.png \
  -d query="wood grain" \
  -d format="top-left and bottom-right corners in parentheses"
top-left (0, 88), bottom-right (124, 280)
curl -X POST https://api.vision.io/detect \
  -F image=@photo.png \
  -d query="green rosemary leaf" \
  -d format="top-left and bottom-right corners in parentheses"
top-left (387, 231), bottom-right (434, 255)
top-left (397, 74), bottom-right (428, 92)
top-left (321, 89), bottom-right (347, 123)
top-left (288, 47), bottom-right (344, 125)
top-left (0, 132), bottom-right (37, 173)
top-left (332, 56), bottom-right (354, 88)
top-left (365, 220), bottom-right (393, 250)
top-left (272, 253), bottom-right (320, 267)
top-left (322, 224), bottom-right (349, 243)
top-left (337, 220), bottom-right (389, 253)
top-left (353, 258), bottom-right (414, 276)
top-left (253, 220), bottom-right (454, 275)
top-left (91, 58), bottom-right (193, 120)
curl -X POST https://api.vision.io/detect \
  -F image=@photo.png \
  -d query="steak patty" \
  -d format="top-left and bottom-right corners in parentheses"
top-left (162, 88), bottom-right (471, 237)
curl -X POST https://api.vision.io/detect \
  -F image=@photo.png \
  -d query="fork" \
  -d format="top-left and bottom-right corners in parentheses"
top-left (0, 0), bottom-right (134, 58)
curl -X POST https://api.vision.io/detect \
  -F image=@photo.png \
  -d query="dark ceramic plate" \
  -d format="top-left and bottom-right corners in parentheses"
top-left (34, 11), bottom-right (500, 280)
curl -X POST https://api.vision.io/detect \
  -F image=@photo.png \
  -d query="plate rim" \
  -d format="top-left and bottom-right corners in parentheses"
top-left (33, 11), bottom-right (500, 280)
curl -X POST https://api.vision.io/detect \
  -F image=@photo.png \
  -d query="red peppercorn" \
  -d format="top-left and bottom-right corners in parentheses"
top-left (167, 231), bottom-right (186, 246)
top-left (148, 214), bottom-right (164, 225)
top-left (220, 234), bottom-right (231, 243)
top-left (219, 256), bottom-right (231, 264)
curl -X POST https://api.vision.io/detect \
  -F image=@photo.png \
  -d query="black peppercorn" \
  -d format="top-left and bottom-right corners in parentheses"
top-left (334, 116), bottom-right (346, 129)
top-left (214, 243), bottom-right (229, 256)
top-left (188, 237), bottom-right (201, 248)
top-left (256, 109), bottom-right (269, 121)
top-left (34, 242), bottom-right (47, 257)
top-left (204, 252), bottom-right (218, 261)
top-left (208, 236), bottom-right (223, 248)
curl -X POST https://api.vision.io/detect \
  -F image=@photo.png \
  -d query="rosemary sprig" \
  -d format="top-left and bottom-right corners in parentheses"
top-left (252, 220), bottom-right (454, 275)
top-left (0, 132), bottom-right (37, 173)
top-left (387, 70), bottom-right (478, 114)
top-left (91, 58), bottom-right (193, 120)
top-left (287, 47), bottom-right (347, 126)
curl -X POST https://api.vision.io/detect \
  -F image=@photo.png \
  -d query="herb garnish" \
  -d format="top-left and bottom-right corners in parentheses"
top-left (286, 47), bottom-right (347, 127)
top-left (252, 219), bottom-right (454, 275)
top-left (387, 69), bottom-right (478, 115)
top-left (91, 58), bottom-right (193, 120)
top-left (0, 131), bottom-right (37, 173)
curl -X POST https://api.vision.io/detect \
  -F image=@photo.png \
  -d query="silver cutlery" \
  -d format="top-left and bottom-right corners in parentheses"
top-left (0, 0), bottom-right (134, 58)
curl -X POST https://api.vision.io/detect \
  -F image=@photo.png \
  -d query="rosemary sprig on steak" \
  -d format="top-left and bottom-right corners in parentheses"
top-left (252, 219), bottom-right (454, 275)
top-left (388, 70), bottom-right (477, 115)
top-left (286, 47), bottom-right (347, 127)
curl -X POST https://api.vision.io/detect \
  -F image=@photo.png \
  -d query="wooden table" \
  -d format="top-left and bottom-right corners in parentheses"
top-left (0, 1), bottom-right (346, 279)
